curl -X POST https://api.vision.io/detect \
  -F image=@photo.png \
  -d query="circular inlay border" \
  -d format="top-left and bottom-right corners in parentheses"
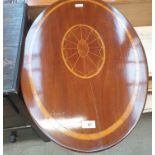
top-left (61, 24), bottom-right (105, 79)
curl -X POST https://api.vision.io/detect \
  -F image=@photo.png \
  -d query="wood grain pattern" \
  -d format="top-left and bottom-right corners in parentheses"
top-left (21, 0), bottom-right (148, 152)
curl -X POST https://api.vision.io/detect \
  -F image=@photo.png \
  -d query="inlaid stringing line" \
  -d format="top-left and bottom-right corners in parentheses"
top-left (88, 37), bottom-right (100, 45)
top-left (80, 25), bottom-right (83, 40)
top-left (87, 55), bottom-right (97, 68)
top-left (86, 29), bottom-right (93, 41)
top-left (83, 57), bottom-right (87, 75)
top-left (98, 47), bottom-right (103, 56)
top-left (64, 39), bottom-right (77, 45)
top-left (72, 55), bottom-right (80, 70)
top-left (89, 46), bottom-right (102, 49)
top-left (71, 31), bottom-right (79, 41)
top-left (89, 52), bottom-right (101, 58)
top-left (63, 47), bottom-right (77, 50)
top-left (66, 52), bottom-right (78, 60)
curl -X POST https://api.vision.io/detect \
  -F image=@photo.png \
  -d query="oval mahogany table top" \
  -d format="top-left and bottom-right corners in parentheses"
top-left (21, 0), bottom-right (148, 152)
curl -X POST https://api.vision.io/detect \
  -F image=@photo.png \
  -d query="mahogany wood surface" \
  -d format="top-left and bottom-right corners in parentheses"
top-left (21, 0), bottom-right (148, 152)
top-left (27, 0), bottom-right (151, 6)
top-left (27, 0), bottom-right (152, 27)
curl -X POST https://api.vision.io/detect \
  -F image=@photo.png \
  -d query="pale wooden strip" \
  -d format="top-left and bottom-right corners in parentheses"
top-left (134, 26), bottom-right (152, 77)
top-left (143, 94), bottom-right (152, 113)
top-left (148, 77), bottom-right (152, 92)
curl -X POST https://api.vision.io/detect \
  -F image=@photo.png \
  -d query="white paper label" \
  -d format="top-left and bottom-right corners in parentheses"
top-left (82, 120), bottom-right (96, 128)
top-left (75, 4), bottom-right (84, 8)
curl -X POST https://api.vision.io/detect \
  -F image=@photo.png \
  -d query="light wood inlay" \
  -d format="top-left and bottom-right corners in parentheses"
top-left (61, 24), bottom-right (105, 79)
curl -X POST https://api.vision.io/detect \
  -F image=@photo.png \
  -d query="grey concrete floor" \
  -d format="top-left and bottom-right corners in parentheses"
top-left (3, 113), bottom-right (152, 155)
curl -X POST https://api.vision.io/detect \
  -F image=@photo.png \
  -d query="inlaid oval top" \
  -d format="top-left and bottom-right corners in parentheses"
top-left (21, 0), bottom-right (148, 152)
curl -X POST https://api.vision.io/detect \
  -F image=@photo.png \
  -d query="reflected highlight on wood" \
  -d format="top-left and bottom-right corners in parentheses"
top-left (21, 0), bottom-right (148, 152)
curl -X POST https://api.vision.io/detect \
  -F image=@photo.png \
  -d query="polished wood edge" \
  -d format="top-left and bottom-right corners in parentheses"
top-left (27, 2), bottom-right (152, 27)
top-left (23, 0), bottom-right (148, 142)
top-left (21, 0), bottom-right (149, 151)
top-left (27, 0), bottom-right (152, 7)
top-left (134, 26), bottom-right (152, 78)
top-left (135, 26), bottom-right (152, 92)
